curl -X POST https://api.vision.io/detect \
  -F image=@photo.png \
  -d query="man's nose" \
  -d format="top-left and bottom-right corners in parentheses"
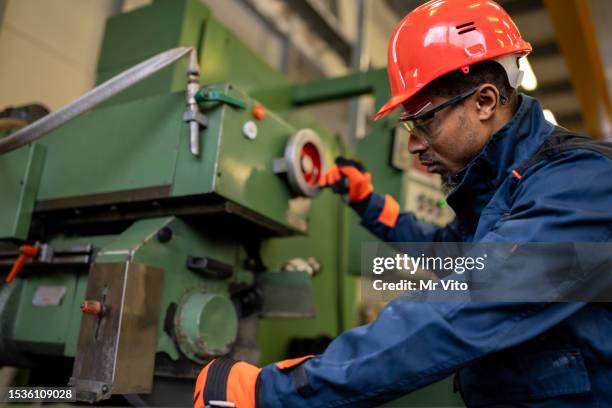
top-left (408, 133), bottom-right (428, 154)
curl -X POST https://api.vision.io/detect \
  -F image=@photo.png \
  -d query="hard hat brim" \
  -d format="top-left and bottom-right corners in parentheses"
top-left (373, 92), bottom-right (417, 121)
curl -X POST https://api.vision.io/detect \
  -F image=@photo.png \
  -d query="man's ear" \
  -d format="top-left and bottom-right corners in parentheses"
top-left (475, 84), bottom-right (499, 121)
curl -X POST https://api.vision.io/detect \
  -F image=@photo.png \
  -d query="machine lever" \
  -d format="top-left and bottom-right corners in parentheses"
top-left (195, 89), bottom-right (247, 110)
top-left (80, 300), bottom-right (107, 317)
top-left (5, 244), bottom-right (39, 283)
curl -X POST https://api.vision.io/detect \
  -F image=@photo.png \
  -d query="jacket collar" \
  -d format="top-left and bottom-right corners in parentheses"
top-left (446, 94), bottom-right (555, 217)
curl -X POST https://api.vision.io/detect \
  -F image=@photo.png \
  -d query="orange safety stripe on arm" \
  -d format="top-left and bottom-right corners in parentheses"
top-left (226, 362), bottom-right (261, 408)
top-left (275, 355), bottom-right (315, 370)
top-left (378, 194), bottom-right (400, 228)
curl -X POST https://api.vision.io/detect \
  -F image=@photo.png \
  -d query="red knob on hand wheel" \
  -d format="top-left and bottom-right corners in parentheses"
top-left (81, 300), bottom-right (104, 316)
top-left (5, 245), bottom-right (39, 284)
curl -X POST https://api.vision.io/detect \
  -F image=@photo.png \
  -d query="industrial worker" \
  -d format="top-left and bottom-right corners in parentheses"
top-left (194, 0), bottom-right (612, 407)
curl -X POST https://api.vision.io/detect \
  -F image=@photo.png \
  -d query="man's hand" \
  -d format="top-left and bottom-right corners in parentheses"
top-left (319, 156), bottom-right (373, 203)
top-left (194, 358), bottom-right (261, 408)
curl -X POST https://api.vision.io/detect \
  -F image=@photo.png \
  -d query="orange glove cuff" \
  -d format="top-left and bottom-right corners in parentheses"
top-left (378, 194), bottom-right (400, 228)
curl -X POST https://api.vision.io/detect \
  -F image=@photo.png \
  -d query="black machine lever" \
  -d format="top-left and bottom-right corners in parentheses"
top-left (186, 256), bottom-right (233, 279)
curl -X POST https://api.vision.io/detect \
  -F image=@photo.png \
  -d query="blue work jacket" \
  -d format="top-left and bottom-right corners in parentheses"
top-left (257, 96), bottom-right (612, 407)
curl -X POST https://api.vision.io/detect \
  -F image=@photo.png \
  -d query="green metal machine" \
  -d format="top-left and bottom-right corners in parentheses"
top-left (0, 0), bottom-right (461, 406)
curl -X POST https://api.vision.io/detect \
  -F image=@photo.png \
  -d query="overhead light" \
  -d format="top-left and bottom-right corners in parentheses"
top-left (519, 57), bottom-right (538, 91)
top-left (543, 109), bottom-right (558, 125)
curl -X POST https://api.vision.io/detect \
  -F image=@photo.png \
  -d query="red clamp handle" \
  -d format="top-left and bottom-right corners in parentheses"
top-left (5, 245), bottom-right (39, 284)
top-left (81, 300), bottom-right (105, 316)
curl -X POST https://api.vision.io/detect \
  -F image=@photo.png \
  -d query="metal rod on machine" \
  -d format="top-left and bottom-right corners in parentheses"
top-left (185, 49), bottom-right (204, 156)
top-left (0, 47), bottom-right (195, 155)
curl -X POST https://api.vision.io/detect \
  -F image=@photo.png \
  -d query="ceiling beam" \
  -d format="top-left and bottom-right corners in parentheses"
top-left (529, 40), bottom-right (559, 60)
top-left (544, 0), bottom-right (612, 139)
top-left (382, 0), bottom-right (421, 18)
top-left (384, 0), bottom-right (546, 19)
top-left (285, 0), bottom-right (352, 64)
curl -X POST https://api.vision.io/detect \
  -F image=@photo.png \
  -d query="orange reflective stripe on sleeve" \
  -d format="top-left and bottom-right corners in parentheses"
top-left (378, 194), bottom-right (400, 228)
top-left (275, 355), bottom-right (315, 370)
top-left (226, 362), bottom-right (261, 408)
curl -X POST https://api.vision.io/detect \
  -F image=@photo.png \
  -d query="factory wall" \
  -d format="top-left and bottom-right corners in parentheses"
top-left (0, 0), bottom-right (117, 110)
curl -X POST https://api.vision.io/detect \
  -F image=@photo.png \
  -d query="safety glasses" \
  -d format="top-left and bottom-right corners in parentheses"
top-left (399, 86), bottom-right (480, 133)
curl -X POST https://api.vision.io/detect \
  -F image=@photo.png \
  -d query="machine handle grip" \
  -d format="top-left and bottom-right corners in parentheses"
top-left (194, 89), bottom-right (246, 110)
top-left (80, 300), bottom-right (106, 317)
top-left (5, 245), bottom-right (39, 283)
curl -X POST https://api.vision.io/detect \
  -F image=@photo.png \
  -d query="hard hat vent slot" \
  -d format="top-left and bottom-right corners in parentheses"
top-left (458, 27), bottom-right (477, 35)
top-left (456, 22), bottom-right (476, 35)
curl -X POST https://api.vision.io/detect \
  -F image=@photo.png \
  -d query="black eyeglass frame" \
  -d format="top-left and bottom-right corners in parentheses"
top-left (399, 86), bottom-right (481, 126)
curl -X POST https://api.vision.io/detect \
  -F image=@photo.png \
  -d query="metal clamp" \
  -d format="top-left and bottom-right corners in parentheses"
top-left (195, 89), bottom-right (247, 110)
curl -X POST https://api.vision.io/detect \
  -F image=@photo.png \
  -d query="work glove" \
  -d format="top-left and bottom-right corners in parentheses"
top-left (194, 356), bottom-right (314, 408)
top-left (194, 358), bottom-right (261, 408)
top-left (319, 156), bottom-right (373, 203)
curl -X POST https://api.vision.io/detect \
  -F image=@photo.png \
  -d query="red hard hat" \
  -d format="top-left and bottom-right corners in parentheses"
top-left (373, 0), bottom-right (532, 121)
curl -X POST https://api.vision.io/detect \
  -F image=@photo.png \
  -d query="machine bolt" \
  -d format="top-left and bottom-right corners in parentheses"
top-left (102, 385), bottom-right (109, 393)
top-left (242, 120), bottom-right (257, 140)
top-left (157, 227), bottom-right (173, 243)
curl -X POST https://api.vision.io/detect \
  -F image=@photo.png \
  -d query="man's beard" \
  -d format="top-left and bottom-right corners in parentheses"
top-left (419, 153), bottom-right (460, 195)
top-left (441, 172), bottom-right (460, 195)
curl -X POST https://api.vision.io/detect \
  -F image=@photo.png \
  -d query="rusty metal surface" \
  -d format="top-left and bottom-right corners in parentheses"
top-left (70, 262), bottom-right (163, 402)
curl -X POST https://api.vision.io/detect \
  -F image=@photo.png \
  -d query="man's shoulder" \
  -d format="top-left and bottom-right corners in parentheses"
top-left (512, 143), bottom-right (612, 210)
top-left (520, 133), bottom-right (612, 180)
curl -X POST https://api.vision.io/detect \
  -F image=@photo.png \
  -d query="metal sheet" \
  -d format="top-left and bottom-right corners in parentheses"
top-left (70, 262), bottom-right (163, 402)
top-left (36, 92), bottom-right (184, 202)
top-left (259, 271), bottom-right (315, 319)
